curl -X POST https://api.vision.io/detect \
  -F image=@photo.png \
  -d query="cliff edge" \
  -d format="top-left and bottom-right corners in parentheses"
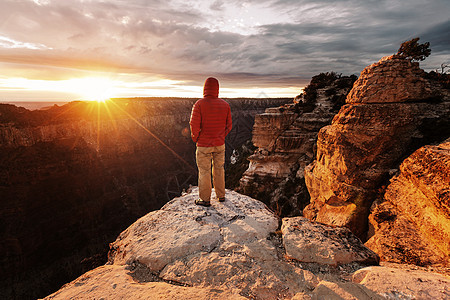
top-left (44, 188), bottom-right (449, 299)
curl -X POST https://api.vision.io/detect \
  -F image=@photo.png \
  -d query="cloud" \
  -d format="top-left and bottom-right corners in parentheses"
top-left (0, 36), bottom-right (51, 49)
top-left (420, 20), bottom-right (450, 52)
top-left (0, 0), bottom-right (449, 99)
top-left (210, 0), bottom-right (224, 11)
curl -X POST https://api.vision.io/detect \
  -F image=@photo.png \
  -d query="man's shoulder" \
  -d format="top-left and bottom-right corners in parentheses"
top-left (216, 97), bottom-right (230, 108)
top-left (196, 97), bottom-right (229, 107)
top-left (217, 97), bottom-right (229, 104)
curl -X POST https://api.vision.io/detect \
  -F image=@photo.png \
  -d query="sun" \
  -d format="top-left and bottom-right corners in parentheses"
top-left (80, 78), bottom-right (116, 102)
top-left (68, 77), bottom-right (116, 102)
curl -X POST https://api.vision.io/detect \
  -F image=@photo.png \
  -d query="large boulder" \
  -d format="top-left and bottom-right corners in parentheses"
top-left (108, 188), bottom-right (316, 299)
top-left (304, 56), bottom-right (450, 238)
top-left (282, 217), bottom-right (379, 266)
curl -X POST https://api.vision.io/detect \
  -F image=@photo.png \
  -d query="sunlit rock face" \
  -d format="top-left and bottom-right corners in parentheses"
top-left (366, 138), bottom-right (450, 267)
top-left (304, 56), bottom-right (450, 239)
top-left (239, 74), bottom-right (356, 216)
top-left (44, 188), bottom-right (448, 300)
top-left (346, 55), bottom-right (440, 104)
top-left (0, 98), bottom-right (290, 300)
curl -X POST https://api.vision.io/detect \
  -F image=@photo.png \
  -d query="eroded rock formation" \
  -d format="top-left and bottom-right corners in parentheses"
top-left (366, 138), bottom-right (450, 266)
top-left (239, 73), bottom-right (356, 216)
top-left (43, 188), bottom-right (449, 300)
top-left (0, 97), bottom-right (290, 300)
top-left (304, 56), bottom-right (450, 238)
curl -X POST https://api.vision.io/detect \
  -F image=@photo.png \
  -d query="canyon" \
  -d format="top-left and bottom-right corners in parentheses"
top-left (0, 97), bottom-right (290, 300)
top-left (6, 52), bottom-right (450, 299)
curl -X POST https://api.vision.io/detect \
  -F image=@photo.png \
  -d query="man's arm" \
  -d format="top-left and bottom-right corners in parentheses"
top-left (189, 102), bottom-right (201, 143)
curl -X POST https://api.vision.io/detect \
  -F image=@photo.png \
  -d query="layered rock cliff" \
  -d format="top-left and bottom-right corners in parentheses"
top-left (304, 56), bottom-right (450, 238)
top-left (366, 138), bottom-right (450, 266)
top-left (239, 73), bottom-right (357, 216)
top-left (43, 188), bottom-right (449, 300)
top-left (0, 97), bottom-right (290, 300)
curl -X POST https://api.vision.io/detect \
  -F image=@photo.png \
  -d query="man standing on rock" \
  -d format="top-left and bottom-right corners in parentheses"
top-left (190, 77), bottom-right (232, 207)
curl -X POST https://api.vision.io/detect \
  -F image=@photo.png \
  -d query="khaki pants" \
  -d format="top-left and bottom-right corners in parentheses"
top-left (196, 144), bottom-right (225, 202)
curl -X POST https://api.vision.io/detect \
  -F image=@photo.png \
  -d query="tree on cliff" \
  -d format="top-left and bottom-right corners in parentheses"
top-left (395, 37), bottom-right (431, 62)
top-left (296, 72), bottom-right (357, 111)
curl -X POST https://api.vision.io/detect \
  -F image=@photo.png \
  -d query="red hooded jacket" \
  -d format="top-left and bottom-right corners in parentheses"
top-left (189, 77), bottom-right (232, 147)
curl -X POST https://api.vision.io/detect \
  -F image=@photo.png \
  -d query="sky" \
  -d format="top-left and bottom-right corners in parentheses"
top-left (0, 0), bottom-right (449, 101)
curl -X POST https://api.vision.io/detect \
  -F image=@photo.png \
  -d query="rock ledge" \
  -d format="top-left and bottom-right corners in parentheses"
top-left (44, 188), bottom-right (449, 299)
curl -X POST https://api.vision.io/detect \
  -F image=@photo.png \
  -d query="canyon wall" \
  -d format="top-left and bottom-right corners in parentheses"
top-left (303, 56), bottom-right (450, 239)
top-left (239, 74), bottom-right (356, 216)
top-left (0, 97), bottom-right (290, 300)
top-left (237, 56), bottom-right (449, 270)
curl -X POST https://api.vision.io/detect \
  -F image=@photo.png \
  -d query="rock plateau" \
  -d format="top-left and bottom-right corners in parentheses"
top-left (43, 188), bottom-right (449, 300)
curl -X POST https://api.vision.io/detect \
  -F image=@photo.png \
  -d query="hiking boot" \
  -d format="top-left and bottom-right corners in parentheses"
top-left (218, 197), bottom-right (225, 202)
top-left (195, 198), bottom-right (211, 207)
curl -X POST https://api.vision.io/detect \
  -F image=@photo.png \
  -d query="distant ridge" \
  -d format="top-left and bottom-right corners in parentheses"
top-left (0, 101), bottom-right (69, 110)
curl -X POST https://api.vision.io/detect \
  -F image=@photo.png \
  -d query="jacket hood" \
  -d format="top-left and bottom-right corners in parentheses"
top-left (203, 77), bottom-right (219, 97)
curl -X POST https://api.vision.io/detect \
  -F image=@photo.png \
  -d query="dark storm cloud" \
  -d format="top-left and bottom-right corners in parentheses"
top-left (420, 20), bottom-right (450, 52)
top-left (0, 0), bottom-right (448, 92)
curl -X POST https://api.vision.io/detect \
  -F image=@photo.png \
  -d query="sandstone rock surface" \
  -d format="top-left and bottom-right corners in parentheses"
top-left (43, 264), bottom-right (246, 300)
top-left (282, 217), bottom-right (379, 266)
top-left (44, 188), bottom-right (449, 300)
top-left (109, 188), bottom-right (279, 272)
top-left (309, 280), bottom-right (383, 300)
top-left (346, 55), bottom-right (439, 104)
top-left (304, 56), bottom-right (450, 238)
top-left (306, 264), bottom-right (450, 300)
top-left (352, 265), bottom-right (450, 299)
top-left (108, 188), bottom-right (314, 299)
top-left (366, 138), bottom-right (450, 266)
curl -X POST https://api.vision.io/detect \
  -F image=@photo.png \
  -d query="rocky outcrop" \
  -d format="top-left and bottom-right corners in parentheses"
top-left (44, 188), bottom-right (449, 300)
top-left (366, 138), bottom-right (450, 266)
top-left (240, 74), bottom-right (356, 216)
top-left (282, 217), bottom-right (379, 266)
top-left (304, 56), bottom-right (450, 238)
top-left (0, 97), bottom-right (290, 300)
top-left (346, 55), bottom-right (441, 104)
